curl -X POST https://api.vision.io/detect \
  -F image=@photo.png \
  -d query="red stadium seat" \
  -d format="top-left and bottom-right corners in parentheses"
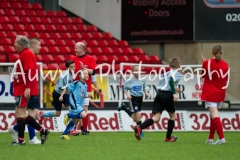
top-left (93, 32), bottom-right (103, 39)
top-left (35, 54), bottom-right (43, 62)
top-left (7, 31), bottom-right (17, 38)
top-left (139, 55), bottom-right (150, 63)
top-left (46, 24), bottom-right (56, 31)
top-left (11, 2), bottom-right (22, 9)
top-left (26, 10), bottom-right (36, 16)
top-left (40, 33), bottom-right (50, 39)
top-left (9, 54), bottom-right (19, 62)
top-left (132, 48), bottom-right (144, 55)
top-left (36, 10), bottom-right (47, 17)
top-left (5, 10), bottom-right (15, 16)
top-left (66, 55), bottom-right (74, 61)
top-left (91, 47), bottom-right (102, 55)
top-left (15, 10), bottom-right (26, 16)
top-left (21, 17), bottom-right (31, 23)
top-left (118, 40), bottom-right (129, 47)
top-left (43, 55), bottom-right (54, 63)
top-left (0, 9), bottom-right (5, 15)
top-left (0, 54), bottom-right (7, 62)
top-left (123, 47), bottom-right (133, 55)
top-left (82, 32), bottom-right (92, 40)
top-left (72, 33), bottom-right (82, 39)
top-left (98, 40), bottom-right (108, 47)
top-left (55, 55), bottom-right (65, 63)
top-left (102, 47), bottom-right (113, 55)
top-left (150, 55), bottom-right (162, 64)
top-left (67, 25), bottom-right (77, 32)
top-left (48, 63), bottom-right (59, 70)
top-left (1, 38), bottom-right (12, 45)
top-left (42, 17), bottom-right (52, 24)
top-left (49, 46), bottom-right (60, 54)
top-left (25, 24), bottom-right (35, 31)
top-left (35, 24), bottom-right (46, 31)
top-left (118, 55), bottom-right (129, 62)
top-left (87, 25), bottom-right (98, 32)
top-left (0, 2), bottom-right (11, 8)
top-left (32, 3), bottom-right (43, 10)
top-left (56, 11), bottom-right (67, 17)
top-left (77, 24), bottom-right (87, 32)
top-left (5, 46), bottom-right (15, 52)
top-left (57, 24), bottom-right (67, 32)
top-left (72, 17), bottom-right (83, 24)
top-left (29, 32), bottom-right (40, 38)
top-left (56, 39), bottom-right (66, 46)
top-left (0, 16), bottom-right (9, 23)
top-left (113, 48), bottom-right (123, 55)
top-left (45, 39), bottom-right (55, 46)
top-left (103, 32), bottom-right (113, 39)
top-left (51, 33), bottom-right (61, 39)
top-left (129, 56), bottom-right (139, 63)
top-left (31, 17), bottom-right (41, 23)
top-left (87, 40), bottom-right (98, 47)
top-left (86, 47), bottom-right (92, 53)
top-left (52, 17), bottom-right (62, 24)
top-left (3, 24), bottom-right (13, 30)
top-left (14, 24), bottom-right (25, 31)
top-left (0, 31), bottom-right (7, 38)
top-left (61, 33), bottom-right (71, 39)
top-left (97, 55), bottom-right (108, 63)
top-left (60, 46), bottom-right (71, 54)
top-left (18, 31), bottom-right (29, 37)
top-left (42, 63), bottom-right (48, 70)
top-left (22, 3), bottom-right (32, 9)
top-left (108, 39), bottom-right (118, 47)
top-left (59, 63), bottom-right (66, 70)
top-left (0, 45), bottom-right (4, 53)
top-left (46, 11), bottom-right (56, 17)
top-left (40, 46), bottom-right (49, 54)
top-left (108, 55), bottom-right (119, 64)
top-left (66, 39), bottom-right (76, 46)
top-left (10, 16), bottom-right (20, 23)
top-left (62, 17), bottom-right (72, 24)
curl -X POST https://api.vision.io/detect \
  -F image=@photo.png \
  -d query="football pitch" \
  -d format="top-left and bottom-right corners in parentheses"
top-left (0, 132), bottom-right (239, 160)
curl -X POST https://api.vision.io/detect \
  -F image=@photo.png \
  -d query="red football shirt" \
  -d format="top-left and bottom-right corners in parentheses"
top-left (13, 48), bottom-right (38, 96)
top-left (71, 54), bottom-right (96, 92)
top-left (201, 58), bottom-right (229, 102)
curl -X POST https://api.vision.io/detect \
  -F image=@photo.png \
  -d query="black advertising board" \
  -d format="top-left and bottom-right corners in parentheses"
top-left (195, 0), bottom-right (240, 41)
top-left (121, 0), bottom-right (193, 42)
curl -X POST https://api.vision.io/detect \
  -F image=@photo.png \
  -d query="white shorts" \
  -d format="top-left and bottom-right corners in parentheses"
top-left (83, 98), bottom-right (90, 106)
top-left (205, 102), bottom-right (223, 109)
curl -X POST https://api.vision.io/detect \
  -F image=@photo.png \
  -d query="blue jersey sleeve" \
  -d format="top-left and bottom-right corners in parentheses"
top-left (67, 81), bottom-right (78, 93)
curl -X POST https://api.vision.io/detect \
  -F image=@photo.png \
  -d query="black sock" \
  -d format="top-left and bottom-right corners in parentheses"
top-left (80, 126), bottom-right (83, 131)
top-left (139, 119), bottom-right (154, 130)
top-left (136, 121), bottom-right (142, 126)
top-left (25, 115), bottom-right (43, 133)
top-left (166, 120), bottom-right (175, 139)
top-left (17, 118), bottom-right (26, 142)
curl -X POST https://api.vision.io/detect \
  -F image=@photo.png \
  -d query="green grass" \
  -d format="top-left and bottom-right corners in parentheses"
top-left (0, 132), bottom-right (239, 160)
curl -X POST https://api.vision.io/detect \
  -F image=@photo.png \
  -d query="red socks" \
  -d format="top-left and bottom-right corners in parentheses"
top-left (208, 118), bottom-right (215, 139)
top-left (213, 117), bottom-right (224, 139)
top-left (82, 114), bottom-right (89, 130)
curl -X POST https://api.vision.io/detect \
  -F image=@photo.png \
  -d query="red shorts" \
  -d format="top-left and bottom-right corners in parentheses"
top-left (15, 96), bottom-right (28, 108)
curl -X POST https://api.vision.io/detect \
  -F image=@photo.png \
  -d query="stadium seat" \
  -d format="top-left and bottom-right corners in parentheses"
top-left (123, 47), bottom-right (133, 55)
top-left (55, 55), bottom-right (65, 63)
top-left (103, 32), bottom-right (113, 39)
top-left (93, 32), bottom-right (103, 39)
top-left (0, 31), bottom-right (7, 38)
top-left (5, 9), bottom-right (15, 16)
top-left (108, 39), bottom-right (118, 47)
top-left (0, 9), bottom-right (4, 15)
top-left (11, 2), bottom-right (22, 9)
top-left (59, 63), bottom-right (66, 70)
top-left (46, 24), bottom-right (57, 31)
top-left (5, 46), bottom-right (15, 53)
top-left (40, 46), bottom-right (49, 54)
top-left (102, 47), bottom-right (113, 55)
top-left (42, 17), bottom-right (52, 24)
top-left (40, 33), bottom-right (50, 39)
top-left (18, 31), bottom-right (29, 37)
top-left (66, 39), bottom-right (76, 46)
top-left (60, 46), bottom-right (71, 54)
top-left (42, 63), bottom-right (48, 70)
top-left (91, 47), bottom-right (102, 55)
top-left (0, 16), bottom-right (9, 23)
top-left (98, 40), bottom-right (108, 47)
top-left (86, 47), bottom-right (92, 53)
top-left (25, 24), bottom-right (35, 31)
top-left (66, 55), bottom-right (74, 61)
top-left (61, 33), bottom-right (71, 39)
top-left (45, 39), bottom-right (55, 46)
top-left (32, 3), bottom-right (43, 10)
top-left (97, 55), bottom-right (108, 63)
top-left (35, 54), bottom-right (43, 62)
top-left (9, 16), bottom-right (20, 23)
top-left (57, 24), bottom-right (67, 32)
top-left (46, 11), bottom-right (56, 17)
top-left (1, 38), bottom-right (12, 45)
top-left (3, 24), bottom-right (13, 30)
top-left (72, 33), bottom-right (82, 39)
top-left (0, 54), bottom-right (7, 62)
top-left (92, 55), bottom-right (97, 62)
top-left (0, 2), bottom-right (11, 8)
top-left (82, 32), bottom-right (93, 40)
top-left (87, 25), bottom-right (98, 32)
top-left (0, 45), bottom-right (4, 53)
top-left (108, 55), bottom-right (119, 64)
top-left (9, 54), bottom-right (19, 62)
top-left (40, 39), bottom-right (45, 45)
top-left (51, 33), bottom-right (61, 39)
top-left (36, 10), bottom-right (47, 17)
top-left (77, 24), bottom-right (88, 32)
top-left (7, 31), bottom-right (17, 38)
top-left (56, 39), bottom-right (66, 46)
top-left (43, 55), bottom-right (54, 63)
top-left (129, 56), bottom-right (139, 63)
top-left (62, 17), bottom-right (72, 24)
top-left (67, 25), bottom-right (77, 32)
top-left (132, 48), bottom-right (144, 55)
top-left (139, 55), bottom-right (150, 63)
top-left (29, 32), bottom-right (40, 38)
top-left (113, 48), bottom-right (123, 55)
top-left (35, 24), bottom-right (46, 31)
top-left (48, 63), bottom-right (59, 70)
top-left (52, 17), bottom-right (62, 24)
top-left (118, 40), bottom-right (129, 47)
top-left (118, 55), bottom-right (129, 62)
top-left (14, 24), bottom-right (25, 31)
top-left (21, 17), bottom-right (31, 23)
top-left (22, 3), bottom-right (32, 9)
top-left (15, 10), bottom-right (26, 16)
top-left (56, 11), bottom-right (67, 17)
top-left (150, 55), bottom-right (162, 64)
top-left (49, 46), bottom-right (60, 54)
top-left (87, 40), bottom-right (98, 47)
top-left (31, 17), bottom-right (41, 23)
top-left (72, 17), bottom-right (83, 24)
top-left (26, 10), bottom-right (36, 16)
